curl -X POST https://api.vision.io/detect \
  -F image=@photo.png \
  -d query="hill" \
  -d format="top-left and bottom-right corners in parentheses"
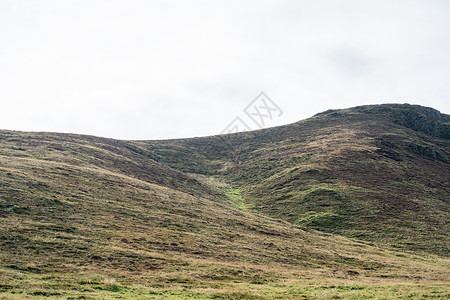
top-left (0, 104), bottom-right (449, 298)
top-left (138, 104), bottom-right (450, 256)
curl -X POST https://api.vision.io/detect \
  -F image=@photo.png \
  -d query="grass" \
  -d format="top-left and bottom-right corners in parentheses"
top-left (1, 269), bottom-right (449, 299)
top-left (224, 187), bottom-right (248, 211)
top-left (1, 263), bottom-right (450, 299)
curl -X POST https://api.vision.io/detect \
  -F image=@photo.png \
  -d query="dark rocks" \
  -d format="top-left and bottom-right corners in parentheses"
top-left (389, 105), bottom-right (450, 139)
top-left (375, 148), bottom-right (403, 161)
top-left (408, 142), bottom-right (446, 161)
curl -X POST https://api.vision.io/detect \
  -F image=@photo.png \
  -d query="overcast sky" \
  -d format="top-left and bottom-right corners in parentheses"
top-left (1, 0), bottom-right (449, 140)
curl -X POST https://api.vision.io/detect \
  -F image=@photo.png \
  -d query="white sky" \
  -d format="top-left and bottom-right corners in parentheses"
top-left (1, 0), bottom-right (449, 140)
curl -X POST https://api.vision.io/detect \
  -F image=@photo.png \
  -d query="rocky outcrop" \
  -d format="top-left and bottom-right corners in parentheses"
top-left (391, 105), bottom-right (450, 139)
top-left (355, 104), bottom-right (450, 139)
top-left (408, 142), bottom-right (447, 161)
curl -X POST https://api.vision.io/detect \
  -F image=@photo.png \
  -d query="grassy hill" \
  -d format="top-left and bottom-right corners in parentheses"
top-left (0, 104), bottom-right (449, 299)
top-left (138, 104), bottom-right (450, 256)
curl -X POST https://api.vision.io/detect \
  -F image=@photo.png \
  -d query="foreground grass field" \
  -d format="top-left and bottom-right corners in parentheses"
top-left (0, 104), bottom-right (449, 299)
top-left (2, 272), bottom-right (450, 299)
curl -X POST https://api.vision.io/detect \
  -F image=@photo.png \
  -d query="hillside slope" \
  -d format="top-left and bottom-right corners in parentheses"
top-left (138, 104), bottom-right (450, 256)
top-left (0, 128), bottom-right (449, 298)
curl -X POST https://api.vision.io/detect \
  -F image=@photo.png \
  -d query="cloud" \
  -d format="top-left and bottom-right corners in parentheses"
top-left (0, 0), bottom-right (449, 139)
